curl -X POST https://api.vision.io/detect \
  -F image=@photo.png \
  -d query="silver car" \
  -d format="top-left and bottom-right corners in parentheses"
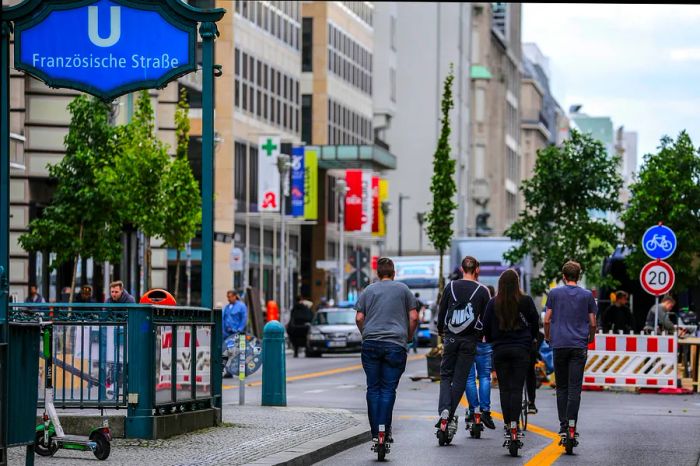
top-left (306, 308), bottom-right (362, 357)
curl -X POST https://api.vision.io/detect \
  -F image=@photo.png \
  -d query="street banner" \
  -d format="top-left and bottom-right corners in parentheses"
top-left (291, 146), bottom-right (305, 217)
top-left (258, 136), bottom-right (280, 212)
top-left (345, 170), bottom-right (363, 231)
top-left (361, 171), bottom-right (373, 233)
top-left (304, 147), bottom-right (318, 220)
top-left (377, 179), bottom-right (389, 237)
top-left (372, 176), bottom-right (380, 234)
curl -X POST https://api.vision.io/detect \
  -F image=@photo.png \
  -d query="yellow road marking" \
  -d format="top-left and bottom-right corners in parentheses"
top-left (223, 353), bottom-right (425, 390)
top-left (459, 395), bottom-right (563, 465)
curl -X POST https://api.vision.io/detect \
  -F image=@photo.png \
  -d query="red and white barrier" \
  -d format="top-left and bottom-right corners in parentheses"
top-left (583, 333), bottom-right (677, 389)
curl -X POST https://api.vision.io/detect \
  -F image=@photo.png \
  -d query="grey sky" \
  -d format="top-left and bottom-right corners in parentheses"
top-left (522, 4), bottom-right (700, 168)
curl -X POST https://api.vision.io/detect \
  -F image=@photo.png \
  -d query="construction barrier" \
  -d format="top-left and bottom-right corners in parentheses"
top-left (583, 332), bottom-right (677, 389)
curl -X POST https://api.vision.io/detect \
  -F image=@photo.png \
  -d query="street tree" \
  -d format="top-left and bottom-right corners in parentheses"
top-left (18, 95), bottom-right (123, 301)
top-left (160, 88), bottom-right (201, 300)
top-left (100, 90), bottom-right (171, 287)
top-left (621, 131), bottom-right (700, 291)
top-left (425, 65), bottom-right (457, 294)
top-left (505, 130), bottom-right (623, 295)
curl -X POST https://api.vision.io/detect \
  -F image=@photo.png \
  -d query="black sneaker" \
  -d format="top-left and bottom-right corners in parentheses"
top-left (528, 403), bottom-right (538, 414)
top-left (481, 411), bottom-right (496, 430)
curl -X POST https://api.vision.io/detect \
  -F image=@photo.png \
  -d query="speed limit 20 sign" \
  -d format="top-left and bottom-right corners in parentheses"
top-left (640, 260), bottom-right (675, 296)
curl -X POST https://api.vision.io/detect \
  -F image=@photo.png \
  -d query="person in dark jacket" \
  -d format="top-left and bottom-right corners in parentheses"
top-left (601, 290), bottom-right (634, 334)
top-left (287, 296), bottom-right (314, 357)
top-left (75, 284), bottom-right (96, 303)
top-left (482, 269), bottom-right (539, 435)
top-left (106, 280), bottom-right (136, 303)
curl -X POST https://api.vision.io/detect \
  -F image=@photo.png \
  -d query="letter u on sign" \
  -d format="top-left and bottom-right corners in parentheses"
top-left (88, 5), bottom-right (121, 47)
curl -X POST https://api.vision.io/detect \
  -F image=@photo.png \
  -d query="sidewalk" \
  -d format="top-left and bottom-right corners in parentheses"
top-left (7, 404), bottom-right (369, 466)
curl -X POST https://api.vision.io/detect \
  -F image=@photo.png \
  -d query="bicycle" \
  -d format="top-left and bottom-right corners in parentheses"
top-left (645, 234), bottom-right (673, 252)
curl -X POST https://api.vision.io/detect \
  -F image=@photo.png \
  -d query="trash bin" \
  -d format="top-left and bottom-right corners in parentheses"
top-left (139, 289), bottom-right (177, 306)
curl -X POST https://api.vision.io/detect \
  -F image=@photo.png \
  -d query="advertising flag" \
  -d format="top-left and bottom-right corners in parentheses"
top-left (377, 179), bottom-right (389, 237)
top-left (304, 147), bottom-right (318, 220)
top-left (372, 176), bottom-right (380, 234)
top-left (291, 146), bottom-right (305, 217)
top-left (361, 171), bottom-right (373, 233)
top-left (345, 170), bottom-right (363, 231)
top-left (258, 136), bottom-right (281, 212)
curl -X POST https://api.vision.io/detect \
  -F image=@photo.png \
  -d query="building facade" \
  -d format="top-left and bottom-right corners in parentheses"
top-left (468, 2), bottom-right (522, 237)
top-left (381, 2), bottom-right (472, 255)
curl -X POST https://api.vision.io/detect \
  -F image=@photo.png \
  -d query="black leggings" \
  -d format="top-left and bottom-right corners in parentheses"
top-left (526, 349), bottom-right (538, 404)
top-left (493, 346), bottom-right (530, 425)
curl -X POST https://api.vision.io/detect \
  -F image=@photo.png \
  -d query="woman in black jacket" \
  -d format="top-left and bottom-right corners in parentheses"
top-left (482, 269), bottom-right (539, 435)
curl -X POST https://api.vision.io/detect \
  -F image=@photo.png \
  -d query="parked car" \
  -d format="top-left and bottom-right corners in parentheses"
top-left (306, 308), bottom-right (362, 357)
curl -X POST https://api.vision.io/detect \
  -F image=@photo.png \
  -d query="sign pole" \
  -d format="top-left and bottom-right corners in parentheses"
top-left (1, 18), bottom-right (11, 464)
top-left (239, 333), bottom-right (245, 405)
top-left (654, 296), bottom-right (659, 335)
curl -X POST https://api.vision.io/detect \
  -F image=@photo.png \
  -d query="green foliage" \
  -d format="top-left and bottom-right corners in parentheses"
top-left (18, 95), bottom-right (124, 268)
top-left (504, 130), bottom-right (623, 295)
top-left (161, 89), bottom-right (202, 297)
top-left (426, 65), bottom-right (457, 289)
top-left (99, 91), bottom-right (171, 237)
top-left (621, 131), bottom-right (700, 291)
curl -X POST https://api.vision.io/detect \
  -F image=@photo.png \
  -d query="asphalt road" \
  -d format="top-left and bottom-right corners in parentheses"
top-left (223, 348), bottom-right (700, 465)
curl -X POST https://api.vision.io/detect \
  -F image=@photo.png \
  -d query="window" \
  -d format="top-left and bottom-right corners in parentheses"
top-left (302, 18), bottom-right (313, 71)
top-left (475, 88), bottom-right (486, 122)
top-left (475, 145), bottom-right (485, 179)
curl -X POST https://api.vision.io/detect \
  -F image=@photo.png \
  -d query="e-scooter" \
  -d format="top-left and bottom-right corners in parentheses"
top-left (503, 421), bottom-right (523, 457)
top-left (465, 412), bottom-right (484, 439)
top-left (371, 424), bottom-right (390, 461)
top-left (559, 419), bottom-right (579, 455)
top-left (34, 319), bottom-right (112, 460)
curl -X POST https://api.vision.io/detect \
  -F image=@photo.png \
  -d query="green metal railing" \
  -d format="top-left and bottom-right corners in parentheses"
top-left (7, 303), bottom-right (222, 439)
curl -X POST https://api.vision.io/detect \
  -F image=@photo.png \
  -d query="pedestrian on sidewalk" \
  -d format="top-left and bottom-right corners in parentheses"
top-left (287, 295), bottom-right (313, 357)
top-left (223, 290), bottom-right (247, 340)
top-left (544, 261), bottom-right (597, 438)
top-left (106, 281), bottom-right (135, 304)
top-left (436, 256), bottom-right (490, 439)
top-left (482, 269), bottom-right (539, 436)
top-left (355, 257), bottom-right (419, 446)
top-left (465, 285), bottom-right (496, 430)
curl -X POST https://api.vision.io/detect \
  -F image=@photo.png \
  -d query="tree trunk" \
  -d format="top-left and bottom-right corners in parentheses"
top-left (434, 250), bottom-right (445, 350)
top-left (174, 249), bottom-right (181, 301)
top-left (69, 224), bottom-right (83, 304)
top-left (145, 235), bottom-right (151, 292)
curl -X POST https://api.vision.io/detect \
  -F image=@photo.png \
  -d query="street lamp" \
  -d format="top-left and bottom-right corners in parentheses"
top-left (398, 193), bottom-right (410, 256)
top-left (334, 178), bottom-right (348, 303)
top-left (416, 212), bottom-right (426, 252)
top-left (276, 154), bottom-right (291, 323)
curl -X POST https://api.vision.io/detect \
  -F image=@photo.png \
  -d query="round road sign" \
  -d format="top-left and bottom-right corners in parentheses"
top-left (642, 224), bottom-right (677, 260)
top-left (640, 260), bottom-right (675, 296)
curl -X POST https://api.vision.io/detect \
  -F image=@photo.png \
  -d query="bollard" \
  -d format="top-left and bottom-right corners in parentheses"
top-left (261, 320), bottom-right (286, 406)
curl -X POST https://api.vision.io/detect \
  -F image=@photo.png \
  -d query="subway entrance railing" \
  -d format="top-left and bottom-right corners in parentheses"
top-left (7, 302), bottom-right (222, 443)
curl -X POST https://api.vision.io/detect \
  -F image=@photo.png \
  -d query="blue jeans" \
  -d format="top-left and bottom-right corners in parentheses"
top-left (361, 340), bottom-right (408, 437)
top-left (466, 342), bottom-right (493, 413)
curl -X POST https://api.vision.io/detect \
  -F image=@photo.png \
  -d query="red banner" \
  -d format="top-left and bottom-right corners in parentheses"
top-left (345, 170), bottom-right (363, 231)
top-left (371, 176), bottom-right (379, 233)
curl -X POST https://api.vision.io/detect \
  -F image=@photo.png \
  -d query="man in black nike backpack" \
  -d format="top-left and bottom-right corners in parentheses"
top-left (435, 255), bottom-right (491, 442)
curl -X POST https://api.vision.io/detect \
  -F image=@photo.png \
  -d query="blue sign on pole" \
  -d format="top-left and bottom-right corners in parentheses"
top-left (642, 224), bottom-right (677, 260)
top-left (14, 0), bottom-right (196, 101)
top-left (290, 146), bottom-right (305, 217)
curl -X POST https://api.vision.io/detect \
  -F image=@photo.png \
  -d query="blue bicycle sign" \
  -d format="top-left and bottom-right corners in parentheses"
top-left (642, 225), bottom-right (677, 260)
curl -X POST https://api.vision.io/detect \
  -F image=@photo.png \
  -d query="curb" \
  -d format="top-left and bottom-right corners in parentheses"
top-left (246, 415), bottom-right (370, 466)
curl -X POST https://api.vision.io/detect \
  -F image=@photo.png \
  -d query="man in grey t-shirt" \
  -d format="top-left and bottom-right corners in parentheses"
top-left (355, 257), bottom-right (418, 445)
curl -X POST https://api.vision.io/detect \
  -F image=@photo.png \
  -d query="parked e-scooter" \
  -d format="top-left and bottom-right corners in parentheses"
top-left (34, 318), bottom-right (112, 460)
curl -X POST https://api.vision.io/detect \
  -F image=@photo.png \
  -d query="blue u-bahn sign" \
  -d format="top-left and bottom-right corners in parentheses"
top-left (14, 0), bottom-right (197, 101)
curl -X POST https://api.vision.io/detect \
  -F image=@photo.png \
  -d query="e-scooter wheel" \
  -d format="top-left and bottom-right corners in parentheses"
top-left (437, 430), bottom-right (447, 446)
top-left (91, 433), bottom-right (111, 460)
top-left (565, 437), bottom-right (574, 455)
top-left (472, 430), bottom-right (481, 439)
top-left (509, 441), bottom-right (519, 457)
top-left (377, 443), bottom-right (386, 462)
top-left (34, 431), bottom-right (58, 457)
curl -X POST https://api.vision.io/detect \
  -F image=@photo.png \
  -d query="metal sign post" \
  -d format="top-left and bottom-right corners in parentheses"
top-left (239, 333), bottom-right (246, 406)
top-left (641, 222), bottom-right (677, 334)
